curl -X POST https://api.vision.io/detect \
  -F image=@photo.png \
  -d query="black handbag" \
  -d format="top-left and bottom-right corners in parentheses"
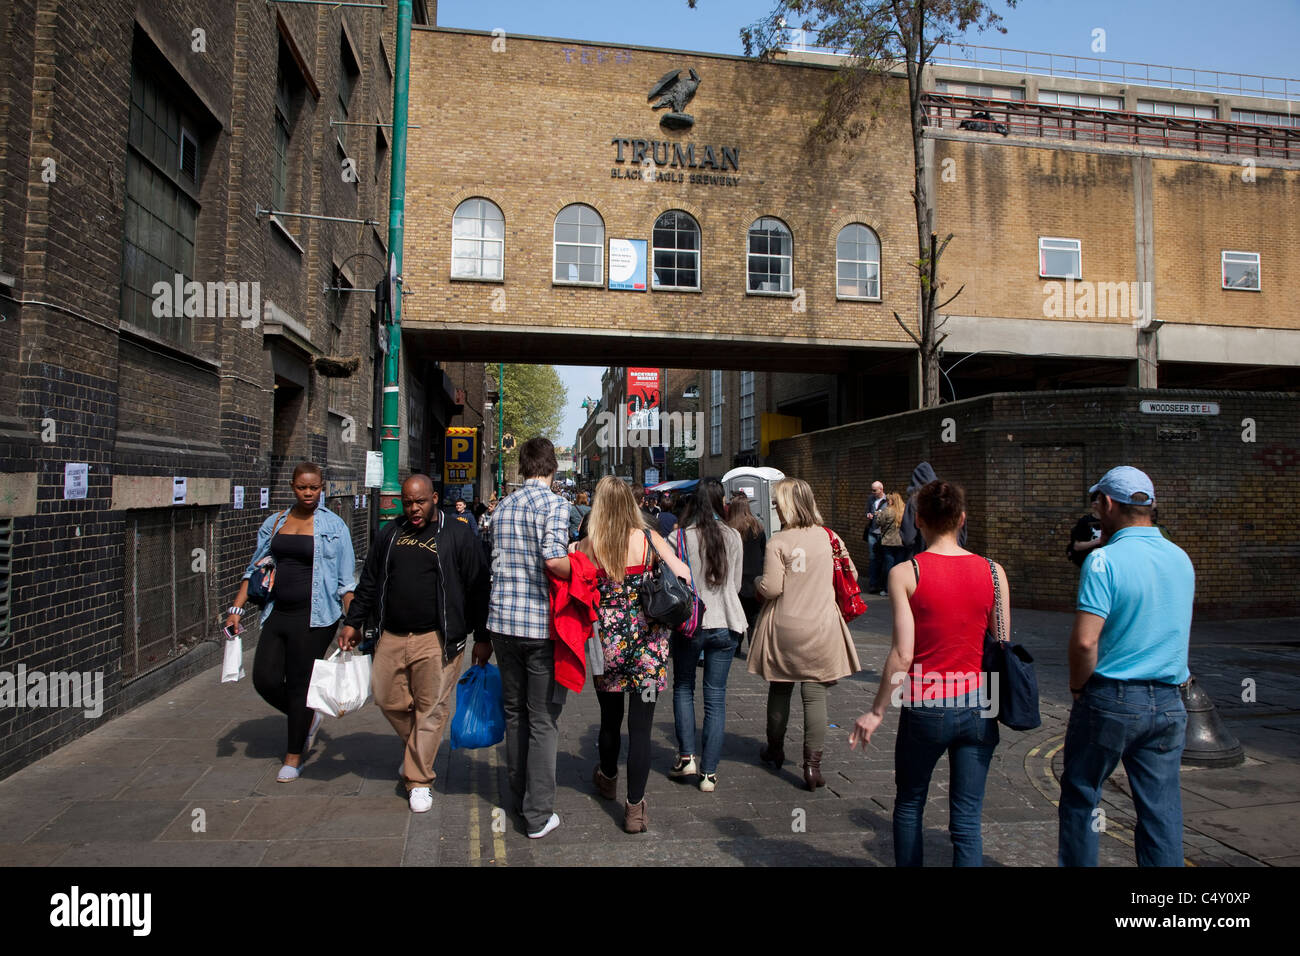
top-left (981, 558), bottom-right (1042, 731)
top-left (245, 510), bottom-right (289, 607)
top-left (636, 531), bottom-right (693, 629)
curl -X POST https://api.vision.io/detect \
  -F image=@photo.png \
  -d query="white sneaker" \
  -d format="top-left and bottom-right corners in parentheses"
top-left (699, 772), bottom-right (717, 793)
top-left (668, 754), bottom-right (698, 779)
top-left (276, 763), bottom-right (300, 783)
top-left (527, 812), bottom-right (561, 839)
top-left (409, 787), bottom-right (433, 813)
top-left (304, 711), bottom-right (323, 754)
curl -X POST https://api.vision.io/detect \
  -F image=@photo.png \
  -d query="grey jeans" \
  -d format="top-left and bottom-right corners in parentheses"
top-left (492, 636), bottom-right (568, 832)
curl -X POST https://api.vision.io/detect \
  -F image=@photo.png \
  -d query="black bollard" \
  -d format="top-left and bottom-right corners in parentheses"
top-left (1180, 676), bottom-right (1245, 768)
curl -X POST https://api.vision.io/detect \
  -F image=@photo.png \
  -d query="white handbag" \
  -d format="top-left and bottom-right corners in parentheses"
top-left (306, 650), bottom-right (372, 717)
top-left (221, 636), bottom-right (245, 683)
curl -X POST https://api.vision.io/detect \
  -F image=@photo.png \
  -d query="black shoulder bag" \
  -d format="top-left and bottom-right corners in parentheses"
top-left (636, 531), bottom-right (693, 629)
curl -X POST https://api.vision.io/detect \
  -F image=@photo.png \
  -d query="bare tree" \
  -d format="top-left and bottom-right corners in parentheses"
top-left (733, 0), bottom-right (1017, 407)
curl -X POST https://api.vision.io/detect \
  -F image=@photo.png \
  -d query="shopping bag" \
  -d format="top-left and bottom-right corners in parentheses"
top-left (221, 636), bottom-right (245, 683)
top-left (306, 650), bottom-right (372, 717)
top-left (450, 663), bottom-right (506, 750)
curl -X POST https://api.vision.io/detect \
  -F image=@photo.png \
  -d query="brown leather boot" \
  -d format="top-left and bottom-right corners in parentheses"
top-left (624, 798), bottom-right (648, 833)
top-left (802, 746), bottom-right (825, 791)
top-left (593, 766), bottom-right (617, 800)
top-left (759, 735), bottom-right (785, 770)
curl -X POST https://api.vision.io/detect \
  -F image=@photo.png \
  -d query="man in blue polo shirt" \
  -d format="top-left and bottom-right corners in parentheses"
top-left (1058, 466), bottom-right (1195, 867)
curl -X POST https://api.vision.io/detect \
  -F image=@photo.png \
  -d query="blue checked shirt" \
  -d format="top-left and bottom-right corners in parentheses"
top-left (488, 477), bottom-right (571, 639)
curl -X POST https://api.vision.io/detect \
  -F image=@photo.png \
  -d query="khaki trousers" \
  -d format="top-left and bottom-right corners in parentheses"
top-left (372, 629), bottom-right (462, 790)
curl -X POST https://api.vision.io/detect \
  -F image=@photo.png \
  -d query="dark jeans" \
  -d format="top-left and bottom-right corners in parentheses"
top-left (882, 545), bottom-right (907, 588)
top-left (492, 636), bottom-right (567, 832)
top-left (671, 628), bottom-right (737, 774)
top-left (893, 703), bottom-right (999, 867)
top-left (1058, 677), bottom-right (1187, 867)
top-left (596, 690), bottom-right (656, 804)
top-left (866, 533), bottom-right (884, 591)
top-left (251, 605), bottom-right (337, 755)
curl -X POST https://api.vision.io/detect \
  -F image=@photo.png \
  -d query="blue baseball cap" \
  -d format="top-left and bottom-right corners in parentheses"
top-left (1089, 466), bottom-right (1155, 506)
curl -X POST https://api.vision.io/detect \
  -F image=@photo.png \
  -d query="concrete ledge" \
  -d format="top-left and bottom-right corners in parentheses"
top-left (111, 475), bottom-right (231, 510)
top-left (0, 473), bottom-right (38, 518)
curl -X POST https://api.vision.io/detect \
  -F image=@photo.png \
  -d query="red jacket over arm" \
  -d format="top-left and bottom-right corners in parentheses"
top-left (549, 550), bottom-right (601, 693)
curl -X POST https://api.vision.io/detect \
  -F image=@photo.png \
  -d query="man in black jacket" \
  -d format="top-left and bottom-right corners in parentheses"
top-left (339, 474), bottom-right (489, 813)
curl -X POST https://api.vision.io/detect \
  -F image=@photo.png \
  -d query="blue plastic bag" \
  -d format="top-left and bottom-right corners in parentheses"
top-left (450, 662), bottom-right (506, 750)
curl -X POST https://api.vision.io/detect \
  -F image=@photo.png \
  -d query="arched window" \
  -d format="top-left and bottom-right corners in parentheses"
top-left (652, 210), bottom-right (700, 291)
top-left (747, 217), bottom-right (792, 293)
top-left (451, 198), bottom-right (504, 279)
top-left (836, 224), bottom-right (880, 299)
top-left (554, 203), bottom-right (604, 285)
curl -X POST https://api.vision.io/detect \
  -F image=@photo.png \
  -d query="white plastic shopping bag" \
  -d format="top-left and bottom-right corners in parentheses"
top-left (221, 636), bottom-right (245, 683)
top-left (306, 650), bottom-right (372, 717)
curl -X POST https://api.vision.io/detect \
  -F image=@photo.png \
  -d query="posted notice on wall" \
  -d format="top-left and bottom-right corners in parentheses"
top-left (1138, 400), bottom-right (1220, 416)
top-left (172, 477), bottom-right (187, 504)
top-left (365, 450), bottom-right (384, 488)
top-left (608, 238), bottom-right (647, 291)
top-left (63, 463), bottom-right (88, 500)
top-left (233, 486), bottom-right (244, 509)
top-left (260, 487), bottom-right (269, 508)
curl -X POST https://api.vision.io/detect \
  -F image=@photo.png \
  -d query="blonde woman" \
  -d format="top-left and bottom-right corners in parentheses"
top-left (876, 492), bottom-right (907, 595)
top-left (574, 476), bottom-right (690, 832)
top-left (749, 478), bottom-right (861, 790)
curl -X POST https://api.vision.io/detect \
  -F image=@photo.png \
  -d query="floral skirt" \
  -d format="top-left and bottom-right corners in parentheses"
top-left (592, 574), bottom-right (670, 694)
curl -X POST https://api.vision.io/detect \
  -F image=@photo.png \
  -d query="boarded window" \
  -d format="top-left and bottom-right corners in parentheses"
top-left (123, 508), bottom-right (215, 680)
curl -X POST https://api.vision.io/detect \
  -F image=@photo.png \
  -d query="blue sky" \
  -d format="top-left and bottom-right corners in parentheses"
top-left (435, 0), bottom-right (1300, 443)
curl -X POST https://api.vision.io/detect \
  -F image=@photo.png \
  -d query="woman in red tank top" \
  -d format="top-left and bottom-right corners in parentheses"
top-left (849, 480), bottom-right (1010, 866)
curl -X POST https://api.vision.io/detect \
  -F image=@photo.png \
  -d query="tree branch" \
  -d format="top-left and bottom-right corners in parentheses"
top-left (893, 310), bottom-right (923, 347)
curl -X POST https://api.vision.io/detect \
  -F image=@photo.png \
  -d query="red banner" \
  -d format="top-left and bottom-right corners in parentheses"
top-left (626, 368), bottom-right (660, 432)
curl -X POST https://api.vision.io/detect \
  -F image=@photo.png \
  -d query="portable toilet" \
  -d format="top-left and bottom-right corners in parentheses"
top-left (722, 466), bottom-right (786, 536)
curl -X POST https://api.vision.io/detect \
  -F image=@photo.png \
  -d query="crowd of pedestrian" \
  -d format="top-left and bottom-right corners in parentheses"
top-left (225, 445), bottom-right (1195, 867)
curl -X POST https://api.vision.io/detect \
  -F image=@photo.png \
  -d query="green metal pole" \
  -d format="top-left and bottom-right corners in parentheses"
top-left (496, 362), bottom-right (504, 496)
top-left (380, 1), bottom-right (412, 525)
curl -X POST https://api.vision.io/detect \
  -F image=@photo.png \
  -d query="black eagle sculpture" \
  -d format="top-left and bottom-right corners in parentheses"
top-left (648, 68), bottom-right (700, 129)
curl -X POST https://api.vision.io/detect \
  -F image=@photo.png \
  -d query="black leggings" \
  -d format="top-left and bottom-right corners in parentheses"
top-left (252, 606), bottom-right (337, 755)
top-left (597, 690), bottom-right (657, 804)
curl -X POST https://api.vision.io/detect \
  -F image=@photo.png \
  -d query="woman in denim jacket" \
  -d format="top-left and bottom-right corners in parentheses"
top-left (225, 463), bottom-right (356, 782)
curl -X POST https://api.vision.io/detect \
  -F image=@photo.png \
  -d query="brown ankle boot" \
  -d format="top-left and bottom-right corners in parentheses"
top-left (593, 766), bottom-right (617, 800)
top-left (759, 736), bottom-right (785, 770)
top-left (802, 746), bottom-right (825, 791)
top-left (624, 798), bottom-right (648, 833)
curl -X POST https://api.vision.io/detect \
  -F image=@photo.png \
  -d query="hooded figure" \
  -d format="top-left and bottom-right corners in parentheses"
top-left (900, 461), bottom-right (967, 557)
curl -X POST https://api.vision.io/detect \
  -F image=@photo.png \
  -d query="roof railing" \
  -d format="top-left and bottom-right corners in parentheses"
top-left (780, 30), bottom-right (1300, 102)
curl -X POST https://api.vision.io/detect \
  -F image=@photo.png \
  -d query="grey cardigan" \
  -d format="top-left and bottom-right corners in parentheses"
top-left (674, 523), bottom-right (748, 634)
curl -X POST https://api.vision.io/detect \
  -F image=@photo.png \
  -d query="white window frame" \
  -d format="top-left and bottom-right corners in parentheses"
top-left (836, 224), bottom-right (881, 301)
top-left (1137, 100), bottom-right (1216, 120)
top-left (1039, 90), bottom-right (1121, 110)
top-left (1221, 250), bottom-right (1261, 291)
top-left (739, 371), bottom-right (755, 451)
top-left (710, 369), bottom-right (723, 456)
top-left (651, 210), bottom-right (701, 291)
top-left (553, 203), bottom-right (604, 287)
top-left (747, 217), bottom-right (793, 295)
top-left (451, 198), bottom-right (505, 281)
top-left (1039, 237), bottom-right (1082, 279)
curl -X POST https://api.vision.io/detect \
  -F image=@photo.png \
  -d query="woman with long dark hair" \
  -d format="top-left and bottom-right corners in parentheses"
top-left (226, 463), bottom-right (356, 782)
top-left (667, 478), bottom-right (748, 792)
top-left (726, 491), bottom-right (766, 658)
top-left (574, 476), bottom-right (690, 832)
top-left (850, 480), bottom-right (1008, 866)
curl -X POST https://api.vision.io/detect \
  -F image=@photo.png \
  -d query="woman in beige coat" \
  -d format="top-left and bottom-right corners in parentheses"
top-left (748, 478), bottom-right (861, 790)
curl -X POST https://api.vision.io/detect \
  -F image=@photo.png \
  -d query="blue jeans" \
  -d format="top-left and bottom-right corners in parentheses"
top-left (671, 628), bottom-right (737, 774)
top-left (1058, 677), bottom-right (1186, 867)
top-left (893, 703), bottom-right (998, 867)
top-left (866, 534), bottom-right (883, 591)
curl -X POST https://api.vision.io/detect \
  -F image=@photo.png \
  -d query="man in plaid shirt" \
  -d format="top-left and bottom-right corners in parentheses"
top-left (487, 436), bottom-right (571, 839)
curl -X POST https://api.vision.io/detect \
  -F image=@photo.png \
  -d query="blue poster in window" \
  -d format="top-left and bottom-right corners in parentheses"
top-left (608, 238), bottom-right (647, 291)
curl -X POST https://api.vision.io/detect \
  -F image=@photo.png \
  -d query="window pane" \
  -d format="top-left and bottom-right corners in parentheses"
top-left (556, 222), bottom-right (579, 244)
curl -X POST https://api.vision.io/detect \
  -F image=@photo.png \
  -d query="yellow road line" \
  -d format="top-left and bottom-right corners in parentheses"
top-left (490, 745), bottom-right (507, 866)
top-left (468, 780), bottom-right (481, 866)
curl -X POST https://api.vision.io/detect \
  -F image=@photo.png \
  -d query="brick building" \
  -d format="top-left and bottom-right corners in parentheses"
top-left (0, 0), bottom-right (448, 778)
